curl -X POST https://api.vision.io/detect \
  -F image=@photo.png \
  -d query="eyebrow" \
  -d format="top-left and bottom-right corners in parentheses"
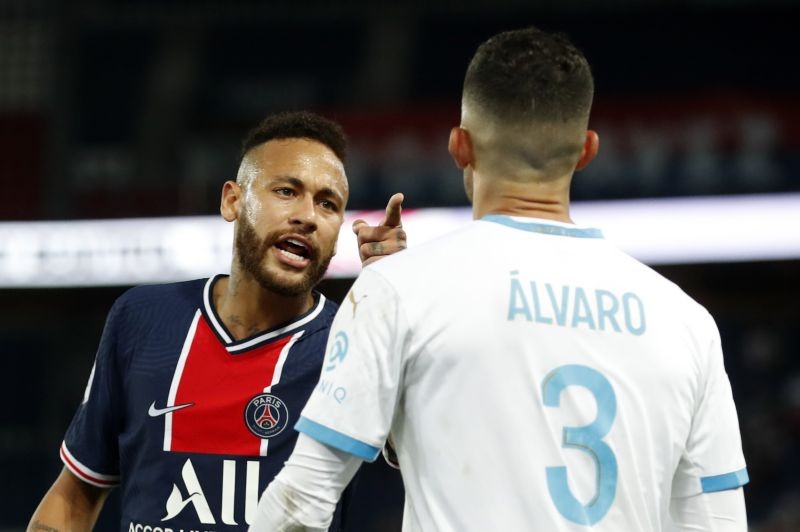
top-left (273, 176), bottom-right (345, 203)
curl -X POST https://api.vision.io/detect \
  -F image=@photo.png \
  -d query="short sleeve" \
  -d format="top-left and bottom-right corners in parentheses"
top-left (672, 316), bottom-right (748, 497)
top-left (60, 297), bottom-right (125, 487)
top-left (296, 268), bottom-right (409, 462)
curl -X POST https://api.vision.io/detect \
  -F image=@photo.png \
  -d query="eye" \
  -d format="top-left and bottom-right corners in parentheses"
top-left (274, 187), bottom-right (294, 197)
top-left (319, 200), bottom-right (339, 212)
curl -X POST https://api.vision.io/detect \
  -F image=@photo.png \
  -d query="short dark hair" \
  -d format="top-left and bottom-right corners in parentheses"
top-left (240, 111), bottom-right (347, 163)
top-left (464, 27), bottom-right (594, 123)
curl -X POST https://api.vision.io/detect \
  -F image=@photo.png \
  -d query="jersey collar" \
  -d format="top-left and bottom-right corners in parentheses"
top-left (201, 274), bottom-right (326, 353)
top-left (481, 214), bottom-right (604, 239)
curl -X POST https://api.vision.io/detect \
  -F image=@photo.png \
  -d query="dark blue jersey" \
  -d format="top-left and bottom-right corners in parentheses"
top-left (62, 275), bottom-right (350, 531)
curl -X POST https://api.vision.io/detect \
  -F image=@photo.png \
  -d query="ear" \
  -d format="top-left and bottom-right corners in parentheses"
top-left (220, 180), bottom-right (242, 222)
top-left (575, 130), bottom-right (599, 171)
top-left (448, 127), bottom-right (475, 170)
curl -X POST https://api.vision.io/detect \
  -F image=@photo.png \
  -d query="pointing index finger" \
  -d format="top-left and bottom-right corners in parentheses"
top-left (381, 193), bottom-right (404, 227)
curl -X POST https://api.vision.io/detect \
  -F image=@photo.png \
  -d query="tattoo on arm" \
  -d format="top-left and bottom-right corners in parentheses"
top-left (29, 521), bottom-right (61, 532)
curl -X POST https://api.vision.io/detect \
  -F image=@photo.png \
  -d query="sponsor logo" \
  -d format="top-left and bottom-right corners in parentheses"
top-left (128, 523), bottom-right (213, 532)
top-left (161, 458), bottom-right (261, 526)
top-left (243, 393), bottom-right (289, 439)
top-left (324, 331), bottom-right (348, 372)
top-left (148, 401), bottom-right (195, 417)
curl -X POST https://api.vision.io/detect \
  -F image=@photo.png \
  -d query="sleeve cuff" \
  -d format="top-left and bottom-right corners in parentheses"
top-left (60, 442), bottom-right (120, 488)
top-left (295, 417), bottom-right (381, 462)
top-left (700, 468), bottom-right (749, 493)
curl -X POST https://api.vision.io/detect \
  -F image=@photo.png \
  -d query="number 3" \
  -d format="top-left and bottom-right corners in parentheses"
top-left (542, 364), bottom-right (618, 525)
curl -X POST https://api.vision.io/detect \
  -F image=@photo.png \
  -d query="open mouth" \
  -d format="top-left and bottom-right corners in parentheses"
top-left (274, 237), bottom-right (312, 265)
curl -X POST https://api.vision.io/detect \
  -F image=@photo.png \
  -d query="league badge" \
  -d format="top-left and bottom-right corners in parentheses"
top-left (244, 393), bottom-right (289, 439)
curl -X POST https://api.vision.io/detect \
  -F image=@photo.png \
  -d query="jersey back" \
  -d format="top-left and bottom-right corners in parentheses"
top-left (299, 216), bottom-right (748, 531)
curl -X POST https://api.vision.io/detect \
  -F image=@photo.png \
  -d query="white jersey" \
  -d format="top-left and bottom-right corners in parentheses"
top-left (298, 215), bottom-right (748, 531)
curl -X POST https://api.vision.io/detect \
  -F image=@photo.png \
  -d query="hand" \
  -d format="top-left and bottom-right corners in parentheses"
top-left (352, 193), bottom-right (407, 267)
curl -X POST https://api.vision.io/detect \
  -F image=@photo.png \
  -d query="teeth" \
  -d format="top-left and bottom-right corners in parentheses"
top-left (279, 248), bottom-right (306, 261)
top-left (286, 238), bottom-right (307, 249)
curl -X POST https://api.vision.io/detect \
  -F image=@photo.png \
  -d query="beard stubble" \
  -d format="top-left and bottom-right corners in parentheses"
top-left (235, 217), bottom-right (333, 297)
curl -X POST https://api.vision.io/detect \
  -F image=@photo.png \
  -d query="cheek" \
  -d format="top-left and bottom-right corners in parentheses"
top-left (243, 190), bottom-right (264, 227)
top-left (321, 220), bottom-right (343, 254)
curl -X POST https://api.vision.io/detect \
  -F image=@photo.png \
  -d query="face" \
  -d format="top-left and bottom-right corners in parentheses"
top-left (225, 138), bottom-right (348, 297)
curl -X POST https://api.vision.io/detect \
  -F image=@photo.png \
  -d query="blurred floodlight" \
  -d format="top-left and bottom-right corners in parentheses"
top-left (0, 193), bottom-right (798, 287)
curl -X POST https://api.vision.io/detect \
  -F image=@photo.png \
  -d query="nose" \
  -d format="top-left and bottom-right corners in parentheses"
top-left (289, 193), bottom-right (318, 232)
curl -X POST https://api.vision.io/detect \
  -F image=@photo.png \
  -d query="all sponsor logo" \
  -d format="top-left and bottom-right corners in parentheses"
top-left (161, 458), bottom-right (262, 526)
top-left (243, 393), bottom-right (289, 439)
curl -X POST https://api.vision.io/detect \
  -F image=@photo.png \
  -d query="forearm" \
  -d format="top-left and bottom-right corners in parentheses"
top-left (28, 468), bottom-right (109, 532)
top-left (250, 433), bottom-right (362, 532)
top-left (670, 487), bottom-right (747, 531)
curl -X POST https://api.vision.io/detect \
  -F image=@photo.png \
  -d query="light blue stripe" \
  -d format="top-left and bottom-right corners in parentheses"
top-left (295, 417), bottom-right (381, 462)
top-left (482, 215), bottom-right (604, 239)
top-left (700, 468), bottom-right (749, 493)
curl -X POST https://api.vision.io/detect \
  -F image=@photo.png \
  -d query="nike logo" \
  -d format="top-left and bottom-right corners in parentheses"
top-left (148, 401), bottom-right (194, 417)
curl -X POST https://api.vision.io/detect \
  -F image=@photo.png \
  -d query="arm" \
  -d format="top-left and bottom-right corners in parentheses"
top-left (250, 433), bottom-right (362, 532)
top-left (671, 313), bottom-right (748, 529)
top-left (670, 488), bottom-right (747, 531)
top-left (353, 192), bottom-right (406, 266)
top-left (28, 467), bottom-right (110, 532)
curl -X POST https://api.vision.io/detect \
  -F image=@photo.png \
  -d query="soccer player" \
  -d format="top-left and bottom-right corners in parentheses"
top-left (251, 28), bottom-right (749, 531)
top-left (27, 111), bottom-right (406, 531)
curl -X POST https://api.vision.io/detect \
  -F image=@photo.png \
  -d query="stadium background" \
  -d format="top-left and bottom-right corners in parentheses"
top-left (0, 0), bottom-right (798, 530)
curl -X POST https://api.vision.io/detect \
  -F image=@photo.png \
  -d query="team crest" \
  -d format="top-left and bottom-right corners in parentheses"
top-left (244, 393), bottom-right (289, 439)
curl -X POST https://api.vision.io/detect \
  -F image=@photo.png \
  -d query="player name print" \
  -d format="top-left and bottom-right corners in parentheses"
top-left (507, 271), bottom-right (646, 335)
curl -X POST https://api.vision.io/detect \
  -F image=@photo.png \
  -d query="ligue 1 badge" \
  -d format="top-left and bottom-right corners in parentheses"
top-left (244, 393), bottom-right (289, 438)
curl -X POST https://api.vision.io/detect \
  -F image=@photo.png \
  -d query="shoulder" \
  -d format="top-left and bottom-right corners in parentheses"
top-left (623, 256), bottom-right (709, 314)
top-left (111, 278), bottom-right (207, 323)
top-left (316, 294), bottom-right (339, 326)
top-left (120, 278), bottom-right (206, 302)
top-left (294, 291), bottom-right (339, 337)
top-left (367, 221), bottom-right (484, 277)
top-left (606, 251), bottom-right (718, 338)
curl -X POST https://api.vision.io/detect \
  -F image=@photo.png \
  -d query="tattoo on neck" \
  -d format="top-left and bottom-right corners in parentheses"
top-left (224, 313), bottom-right (263, 338)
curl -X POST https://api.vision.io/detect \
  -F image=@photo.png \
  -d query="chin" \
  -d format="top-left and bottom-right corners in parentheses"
top-left (259, 272), bottom-right (312, 297)
top-left (255, 262), bottom-right (322, 297)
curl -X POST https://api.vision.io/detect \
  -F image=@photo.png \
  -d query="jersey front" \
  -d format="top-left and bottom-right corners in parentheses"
top-left (61, 275), bottom-right (343, 531)
top-left (299, 216), bottom-right (748, 531)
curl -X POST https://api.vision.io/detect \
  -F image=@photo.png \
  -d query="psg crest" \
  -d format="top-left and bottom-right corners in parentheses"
top-left (244, 393), bottom-right (289, 439)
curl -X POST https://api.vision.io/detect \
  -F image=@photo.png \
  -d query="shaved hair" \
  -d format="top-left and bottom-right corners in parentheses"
top-left (462, 27), bottom-right (594, 178)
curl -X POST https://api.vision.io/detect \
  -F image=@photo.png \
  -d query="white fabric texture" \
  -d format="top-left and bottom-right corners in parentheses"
top-left (670, 488), bottom-right (747, 531)
top-left (298, 217), bottom-right (748, 531)
top-left (249, 433), bottom-right (361, 532)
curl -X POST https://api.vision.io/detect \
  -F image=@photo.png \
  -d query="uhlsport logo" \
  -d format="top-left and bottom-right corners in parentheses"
top-left (244, 393), bottom-right (289, 438)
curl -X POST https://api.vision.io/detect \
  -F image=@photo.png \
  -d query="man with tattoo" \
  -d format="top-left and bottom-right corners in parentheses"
top-left (28, 111), bottom-right (406, 532)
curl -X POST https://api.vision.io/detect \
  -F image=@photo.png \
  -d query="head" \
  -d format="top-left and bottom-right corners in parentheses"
top-left (449, 26), bottom-right (599, 204)
top-left (220, 111), bottom-right (349, 297)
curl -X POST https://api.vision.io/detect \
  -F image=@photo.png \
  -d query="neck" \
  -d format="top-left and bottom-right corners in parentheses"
top-left (471, 174), bottom-right (572, 223)
top-left (213, 267), bottom-right (314, 341)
